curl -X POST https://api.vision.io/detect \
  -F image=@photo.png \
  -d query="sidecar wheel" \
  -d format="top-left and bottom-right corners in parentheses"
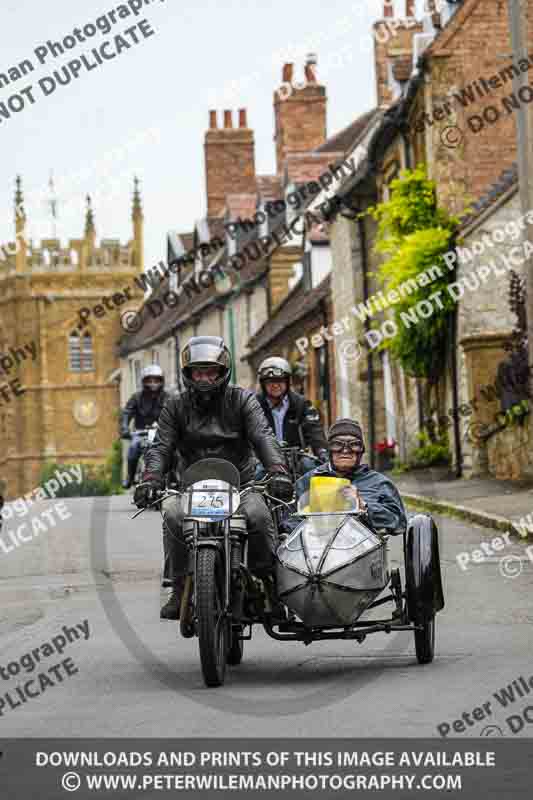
top-left (197, 548), bottom-right (228, 687)
top-left (227, 627), bottom-right (244, 665)
top-left (414, 614), bottom-right (435, 664)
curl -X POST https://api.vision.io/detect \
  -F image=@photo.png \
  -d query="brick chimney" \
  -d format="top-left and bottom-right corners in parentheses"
top-left (373, 1), bottom-right (422, 107)
top-left (273, 55), bottom-right (327, 176)
top-left (204, 109), bottom-right (256, 218)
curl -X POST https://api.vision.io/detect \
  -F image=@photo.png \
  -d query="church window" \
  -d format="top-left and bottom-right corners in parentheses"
top-left (69, 331), bottom-right (94, 372)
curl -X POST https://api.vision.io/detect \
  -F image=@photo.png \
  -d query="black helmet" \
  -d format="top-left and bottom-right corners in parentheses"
top-left (181, 336), bottom-right (232, 399)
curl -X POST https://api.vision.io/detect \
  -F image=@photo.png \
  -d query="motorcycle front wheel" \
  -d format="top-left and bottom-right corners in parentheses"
top-left (196, 548), bottom-right (228, 687)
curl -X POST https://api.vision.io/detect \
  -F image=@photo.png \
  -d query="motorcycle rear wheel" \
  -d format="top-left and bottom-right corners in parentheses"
top-left (196, 548), bottom-right (228, 687)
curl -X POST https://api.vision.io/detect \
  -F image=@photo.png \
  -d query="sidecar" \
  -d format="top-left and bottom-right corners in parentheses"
top-left (271, 476), bottom-right (444, 664)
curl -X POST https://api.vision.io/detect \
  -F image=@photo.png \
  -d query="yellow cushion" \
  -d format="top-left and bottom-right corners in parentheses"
top-left (308, 476), bottom-right (351, 512)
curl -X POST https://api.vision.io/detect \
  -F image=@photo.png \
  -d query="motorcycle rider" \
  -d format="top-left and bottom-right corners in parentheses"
top-left (120, 364), bottom-right (169, 489)
top-left (256, 356), bottom-right (328, 478)
top-left (293, 418), bottom-right (407, 536)
top-left (133, 336), bottom-right (292, 620)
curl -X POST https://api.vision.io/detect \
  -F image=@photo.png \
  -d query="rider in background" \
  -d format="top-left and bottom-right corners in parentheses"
top-left (294, 418), bottom-right (407, 536)
top-left (120, 364), bottom-right (169, 489)
top-left (255, 356), bottom-right (328, 477)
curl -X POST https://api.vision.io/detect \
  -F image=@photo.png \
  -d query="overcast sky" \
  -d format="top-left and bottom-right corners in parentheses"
top-left (0, 0), bottom-right (423, 269)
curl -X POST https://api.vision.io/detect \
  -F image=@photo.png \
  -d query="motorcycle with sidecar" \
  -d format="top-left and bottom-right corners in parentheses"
top-left (133, 457), bottom-right (444, 687)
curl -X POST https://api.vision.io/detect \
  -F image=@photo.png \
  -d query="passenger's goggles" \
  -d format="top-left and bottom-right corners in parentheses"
top-left (329, 439), bottom-right (362, 454)
top-left (261, 368), bottom-right (289, 379)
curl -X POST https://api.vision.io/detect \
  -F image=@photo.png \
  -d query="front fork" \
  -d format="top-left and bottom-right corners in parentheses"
top-left (184, 518), bottom-right (248, 632)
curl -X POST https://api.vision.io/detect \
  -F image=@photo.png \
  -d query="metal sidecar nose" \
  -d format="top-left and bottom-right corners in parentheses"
top-left (276, 513), bottom-right (389, 627)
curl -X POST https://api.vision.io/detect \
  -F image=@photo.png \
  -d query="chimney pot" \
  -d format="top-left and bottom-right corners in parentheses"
top-left (304, 54), bottom-right (318, 83)
top-left (238, 108), bottom-right (247, 128)
top-left (384, 0), bottom-right (394, 18)
top-left (209, 110), bottom-right (217, 129)
top-left (223, 110), bottom-right (233, 128)
top-left (282, 63), bottom-right (294, 83)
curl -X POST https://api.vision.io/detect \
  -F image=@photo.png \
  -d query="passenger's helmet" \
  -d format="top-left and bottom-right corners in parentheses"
top-left (258, 356), bottom-right (292, 386)
top-left (181, 336), bottom-right (232, 398)
top-left (141, 364), bottom-right (164, 385)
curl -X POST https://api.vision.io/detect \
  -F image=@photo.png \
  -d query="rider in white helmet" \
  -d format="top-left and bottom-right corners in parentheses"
top-left (120, 364), bottom-right (169, 488)
top-left (256, 356), bottom-right (328, 478)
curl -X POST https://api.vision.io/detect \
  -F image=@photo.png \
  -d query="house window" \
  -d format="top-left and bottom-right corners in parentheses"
top-left (69, 331), bottom-right (94, 372)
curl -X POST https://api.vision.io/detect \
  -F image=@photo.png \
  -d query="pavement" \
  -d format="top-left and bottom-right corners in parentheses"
top-left (394, 467), bottom-right (533, 539)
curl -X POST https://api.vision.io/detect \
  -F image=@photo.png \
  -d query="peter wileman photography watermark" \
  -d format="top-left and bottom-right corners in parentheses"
top-left (0, 464), bottom-right (83, 556)
top-left (0, 620), bottom-right (89, 718)
top-left (437, 669), bottom-right (533, 737)
top-left (117, 158), bottom-right (357, 334)
top-left (0, 338), bottom-right (38, 406)
top-left (0, 1), bottom-right (166, 127)
top-left (455, 531), bottom-right (533, 579)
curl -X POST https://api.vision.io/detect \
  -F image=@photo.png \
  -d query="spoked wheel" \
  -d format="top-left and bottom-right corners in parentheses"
top-left (227, 626), bottom-right (244, 665)
top-left (414, 614), bottom-right (435, 664)
top-left (196, 548), bottom-right (228, 687)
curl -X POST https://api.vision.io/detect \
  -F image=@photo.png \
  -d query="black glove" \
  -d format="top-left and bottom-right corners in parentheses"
top-left (133, 475), bottom-right (165, 508)
top-left (317, 449), bottom-right (329, 464)
top-left (266, 472), bottom-right (294, 502)
top-left (121, 431), bottom-right (132, 440)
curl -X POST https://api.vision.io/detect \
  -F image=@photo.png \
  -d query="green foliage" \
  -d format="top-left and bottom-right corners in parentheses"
top-left (39, 440), bottom-right (124, 497)
top-left (496, 399), bottom-right (530, 429)
top-left (407, 431), bottom-right (451, 469)
top-left (364, 164), bottom-right (460, 380)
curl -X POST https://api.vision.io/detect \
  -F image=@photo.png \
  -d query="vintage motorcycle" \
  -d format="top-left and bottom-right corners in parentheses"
top-left (134, 457), bottom-right (444, 687)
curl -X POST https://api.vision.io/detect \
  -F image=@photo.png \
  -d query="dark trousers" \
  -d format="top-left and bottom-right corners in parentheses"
top-left (127, 434), bottom-right (144, 480)
top-left (162, 490), bottom-right (277, 586)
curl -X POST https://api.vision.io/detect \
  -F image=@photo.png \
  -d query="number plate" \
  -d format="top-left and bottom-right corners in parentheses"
top-left (190, 491), bottom-right (229, 516)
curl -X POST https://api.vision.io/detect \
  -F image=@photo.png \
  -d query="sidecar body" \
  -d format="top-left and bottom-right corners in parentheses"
top-left (276, 477), bottom-right (389, 627)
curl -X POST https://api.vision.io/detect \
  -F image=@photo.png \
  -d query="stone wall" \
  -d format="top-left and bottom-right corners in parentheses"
top-left (486, 417), bottom-right (531, 481)
top-left (456, 188), bottom-right (527, 477)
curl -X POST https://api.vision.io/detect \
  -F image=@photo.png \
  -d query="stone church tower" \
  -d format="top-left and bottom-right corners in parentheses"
top-left (0, 177), bottom-right (144, 498)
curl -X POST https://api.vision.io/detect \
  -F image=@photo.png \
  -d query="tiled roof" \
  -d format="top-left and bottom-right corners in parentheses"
top-left (246, 275), bottom-right (331, 357)
top-left (314, 109), bottom-right (378, 156)
top-left (459, 162), bottom-right (518, 229)
top-left (284, 153), bottom-right (337, 184)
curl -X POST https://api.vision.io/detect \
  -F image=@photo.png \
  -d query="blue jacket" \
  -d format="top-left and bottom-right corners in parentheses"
top-left (294, 461), bottom-right (407, 536)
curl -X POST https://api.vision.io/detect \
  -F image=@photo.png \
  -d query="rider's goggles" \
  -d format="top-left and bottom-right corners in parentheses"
top-left (261, 368), bottom-right (289, 379)
top-left (329, 439), bottom-right (362, 454)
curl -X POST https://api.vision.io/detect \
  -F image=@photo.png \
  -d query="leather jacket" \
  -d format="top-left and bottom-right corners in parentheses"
top-left (256, 390), bottom-right (327, 455)
top-left (144, 386), bottom-right (286, 484)
top-left (120, 388), bottom-right (170, 435)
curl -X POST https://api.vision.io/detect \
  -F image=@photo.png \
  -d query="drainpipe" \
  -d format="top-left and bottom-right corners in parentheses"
top-left (450, 300), bottom-right (462, 478)
top-left (401, 128), bottom-right (424, 430)
top-left (358, 214), bottom-right (375, 470)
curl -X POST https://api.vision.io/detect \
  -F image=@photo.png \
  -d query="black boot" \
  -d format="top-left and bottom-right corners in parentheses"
top-left (160, 576), bottom-right (185, 620)
top-left (160, 592), bottom-right (180, 620)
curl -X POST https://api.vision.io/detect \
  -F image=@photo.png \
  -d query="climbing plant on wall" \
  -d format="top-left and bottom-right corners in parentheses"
top-left (365, 163), bottom-right (462, 382)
